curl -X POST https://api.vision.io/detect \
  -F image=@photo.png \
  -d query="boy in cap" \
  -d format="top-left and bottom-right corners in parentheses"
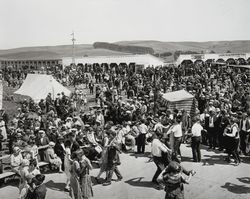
top-left (157, 161), bottom-right (192, 199)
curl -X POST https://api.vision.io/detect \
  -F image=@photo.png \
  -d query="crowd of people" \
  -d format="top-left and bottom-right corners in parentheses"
top-left (0, 59), bottom-right (250, 199)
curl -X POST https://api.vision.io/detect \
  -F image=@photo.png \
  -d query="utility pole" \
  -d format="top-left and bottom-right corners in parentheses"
top-left (153, 66), bottom-right (157, 116)
top-left (71, 31), bottom-right (76, 65)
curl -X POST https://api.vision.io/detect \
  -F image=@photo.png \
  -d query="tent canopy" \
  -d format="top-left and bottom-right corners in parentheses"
top-left (15, 74), bottom-right (71, 102)
top-left (162, 90), bottom-right (194, 102)
top-left (161, 90), bottom-right (195, 115)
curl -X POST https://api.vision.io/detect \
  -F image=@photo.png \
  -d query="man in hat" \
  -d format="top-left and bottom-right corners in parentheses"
top-left (151, 131), bottom-right (172, 185)
top-left (54, 93), bottom-right (62, 117)
top-left (96, 109), bottom-right (104, 127)
top-left (205, 110), bottom-right (216, 149)
top-left (37, 130), bottom-right (50, 161)
top-left (54, 136), bottom-right (66, 170)
top-left (190, 116), bottom-right (203, 162)
top-left (68, 130), bottom-right (80, 153)
top-left (137, 119), bottom-right (148, 154)
top-left (239, 112), bottom-right (250, 155)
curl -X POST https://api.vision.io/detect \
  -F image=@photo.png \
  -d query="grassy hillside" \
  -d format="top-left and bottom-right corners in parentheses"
top-left (0, 40), bottom-right (250, 62)
top-left (115, 40), bottom-right (250, 53)
top-left (0, 44), bottom-right (130, 60)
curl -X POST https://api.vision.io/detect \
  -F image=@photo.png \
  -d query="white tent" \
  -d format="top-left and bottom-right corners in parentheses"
top-left (15, 74), bottom-right (71, 102)
top-left (161, 90), bottom-right (196, 115)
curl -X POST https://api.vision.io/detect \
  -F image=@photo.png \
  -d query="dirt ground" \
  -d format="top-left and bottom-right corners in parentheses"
top-left (1, 144), bottom-right (250, 199)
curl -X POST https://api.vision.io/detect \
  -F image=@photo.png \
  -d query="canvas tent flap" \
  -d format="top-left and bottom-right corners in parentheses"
top-left (162, 90), bottom-right (194, 102)
top-left (15, 74), bottom-right (71, 102)
top-left (161, 90), bottom-right (196, 115)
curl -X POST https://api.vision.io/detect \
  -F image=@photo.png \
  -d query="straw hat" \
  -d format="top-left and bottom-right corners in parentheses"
top-left (49, 142), bottom-right (55, 147)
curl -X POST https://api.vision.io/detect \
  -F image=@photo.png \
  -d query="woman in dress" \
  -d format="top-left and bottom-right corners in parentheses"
top-left (64, 140), bottom-right (72, 191)
top-left (70, 150), bottom-right (82, 199)
top-left (28, 159), bottom-right (40, 178)
top-left (79, 150), bottom-right (93, 199)
top-left (10, 146), bottom-right (23, 174)
top-left (95, 131), bottom-right (110, 183)
top-left (46, 142), bottom-right (63, 172)
top-left (19, 159), bottom-right (31, 199)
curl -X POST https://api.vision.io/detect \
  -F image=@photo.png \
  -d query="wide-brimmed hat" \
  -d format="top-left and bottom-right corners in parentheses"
top-left (16, 133), bottom-right (22, 138)
top-left (66, 117), bottom-right (72, 121)
top-left (13, 146), bottom-right (21, 153)
top-left (38, 130), bottom-right (45, 134)
top-left (58, 136), bottom-right (64, 140)
top-left (49, 142), bottom-right (55, 147)
top-left (84, 124), bottom-right (90, 128)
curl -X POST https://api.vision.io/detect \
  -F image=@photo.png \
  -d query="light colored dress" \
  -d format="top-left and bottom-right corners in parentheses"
top-left (80, 156), bottom-right (93, 199)
top-left (19, 166), bottom-right (30, 199)
top-left (70, 160), bottom-right (82, 199)
top-left (64, 147), bottom-right (71, 180)
top-left (46, 148), bottom-right (62, 167)
top-left (99, 136), bottom-right (109, 172)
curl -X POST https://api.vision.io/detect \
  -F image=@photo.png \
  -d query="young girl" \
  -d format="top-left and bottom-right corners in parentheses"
top-left (64, 140), bottom-right (72, 191)
top-left (157, 161), bottom-right (192, 199)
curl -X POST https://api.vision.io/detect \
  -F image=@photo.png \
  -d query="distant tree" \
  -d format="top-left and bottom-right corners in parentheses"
top-left (160, 52), bottom-right (172, 57)
top-left (210, 50), bottom-right (216, 54)
top-left (226, 50), bottom-right (231, 53)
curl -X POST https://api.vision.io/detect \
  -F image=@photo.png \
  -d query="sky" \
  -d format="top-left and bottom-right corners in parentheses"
top-left (0, 0), bottom-right (250, 49)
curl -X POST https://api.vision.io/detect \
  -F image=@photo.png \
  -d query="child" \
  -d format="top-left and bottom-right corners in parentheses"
top-left (157, 161), bottom-right (192, 199)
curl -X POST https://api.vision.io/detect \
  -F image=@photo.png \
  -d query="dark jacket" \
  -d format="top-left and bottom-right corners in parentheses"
top-left (26, 184), bottom-right (47, 199)
top-left (54, 142), bottom-right (65, 159)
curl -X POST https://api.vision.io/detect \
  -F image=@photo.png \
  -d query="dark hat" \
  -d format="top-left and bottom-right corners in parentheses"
top-left (58, 136), bottom-right (64, 140)
top-left (33, 174), bottom-right (45, 185)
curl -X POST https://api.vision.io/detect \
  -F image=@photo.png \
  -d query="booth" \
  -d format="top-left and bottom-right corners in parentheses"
top-left (161, 90), bottom-right (196, 116)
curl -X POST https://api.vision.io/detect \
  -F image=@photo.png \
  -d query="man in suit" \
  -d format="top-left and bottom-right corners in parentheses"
top-left (205, 110), bottom-right (216, 149)
top-left (239, 112), bottom-right (250, 155)
top-left (68, 131), bottom-right (80, 153)
top-left (54, 136), bottom-right (65, 170)
top-left (37, 130), bottom-right (50, 161)
top-left (214, 108), bottom-right (222, 149)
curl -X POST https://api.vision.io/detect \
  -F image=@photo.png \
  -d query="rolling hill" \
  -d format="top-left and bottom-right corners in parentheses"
top-left (1, 40), bottom-right (250, 62)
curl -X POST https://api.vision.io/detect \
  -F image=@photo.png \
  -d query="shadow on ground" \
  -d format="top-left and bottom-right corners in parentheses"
top-left (125, 177), bottom-right (157, 189)
top-left (237, 177), bottom-right (250, 184)
top-left (45, 180), bottom-right (66, 192)
top-left (201, 154), bottom-right (232, 166)
top-left (221, 182), bottom-right (250, 194)
top-left (129, 152), bottom-right (151, 158)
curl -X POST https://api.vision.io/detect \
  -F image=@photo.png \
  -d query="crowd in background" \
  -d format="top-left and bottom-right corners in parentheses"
top-left (0, 60), bottom-right (250, 199)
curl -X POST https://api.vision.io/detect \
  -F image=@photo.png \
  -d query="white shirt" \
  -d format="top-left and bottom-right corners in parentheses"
top-left (151, 139), bottom-right (170, 157)
top-left (171, 124), bottom-right (182, 138)
top-left (138, 123), bottom-right (148, 134)
top-left (191, 122), bottom-right (203, 137)
top-left (209, 117), bottom-right (214, 128)
top-left (242, 119), bottom-right (247, 131)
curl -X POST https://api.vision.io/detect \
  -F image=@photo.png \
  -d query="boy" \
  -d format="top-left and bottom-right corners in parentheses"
top-left (157, 161), bottom-right (192, 199)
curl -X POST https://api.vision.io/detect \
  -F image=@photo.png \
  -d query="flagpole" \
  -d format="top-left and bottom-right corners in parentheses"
top-left (71, 31), bottom-right (76, 65)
